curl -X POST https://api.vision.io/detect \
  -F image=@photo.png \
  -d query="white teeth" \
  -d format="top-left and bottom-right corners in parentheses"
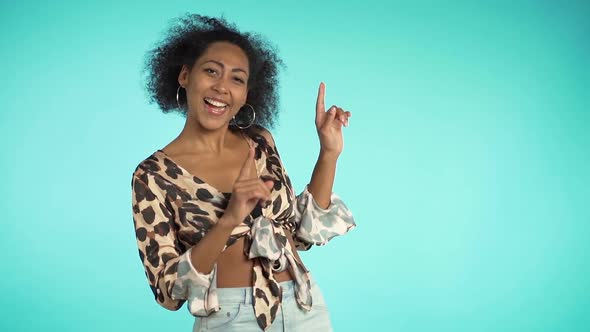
top-left (205, 98), bottom-right (228, 107)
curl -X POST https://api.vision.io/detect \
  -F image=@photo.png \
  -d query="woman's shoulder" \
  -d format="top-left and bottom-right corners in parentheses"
top-left (247, 124), bottom-right (276, 148)
top-left (134, 150), bottom-right (164, 172)
top-left (130, 149), bottom-right (173, 187)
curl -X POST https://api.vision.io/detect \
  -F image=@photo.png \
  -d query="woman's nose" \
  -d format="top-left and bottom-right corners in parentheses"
top-left (212, 78), bottom-right (229, 94)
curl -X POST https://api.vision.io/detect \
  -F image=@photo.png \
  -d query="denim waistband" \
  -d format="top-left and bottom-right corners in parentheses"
top-left (215, 280), bottom-right (297, 305)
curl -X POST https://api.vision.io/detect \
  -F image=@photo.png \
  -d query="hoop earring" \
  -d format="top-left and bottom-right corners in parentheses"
top-left (232, 103), bottom-right (256, 129)
top-left (176, 86), bottom-right (184, 109)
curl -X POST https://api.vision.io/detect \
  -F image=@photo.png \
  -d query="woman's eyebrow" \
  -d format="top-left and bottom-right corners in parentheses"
top-left (202, 59), bottom-right (248, 74)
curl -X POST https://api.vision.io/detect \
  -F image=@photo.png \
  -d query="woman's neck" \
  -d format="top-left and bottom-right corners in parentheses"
top-left (174, 118), bottom-right (242, 156)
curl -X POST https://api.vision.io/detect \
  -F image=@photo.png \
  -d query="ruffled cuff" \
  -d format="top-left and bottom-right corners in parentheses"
top-left (294, 185), bottom-right (356, 246)
top-left (170, 249), bottom-right (220, 316)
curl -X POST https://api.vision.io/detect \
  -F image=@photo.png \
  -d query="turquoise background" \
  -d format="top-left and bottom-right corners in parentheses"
top-left (1, 0), bottom-right (588, 331)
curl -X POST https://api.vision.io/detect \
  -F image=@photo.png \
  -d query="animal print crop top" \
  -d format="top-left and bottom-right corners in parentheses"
top-left (130, 126), bottom-right (355, 331)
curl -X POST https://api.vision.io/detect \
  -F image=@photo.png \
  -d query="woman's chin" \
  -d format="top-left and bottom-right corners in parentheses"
top-left (188, 110), bottom-right (232, 131)
top-left (197, 117), bottom-right (232, 131)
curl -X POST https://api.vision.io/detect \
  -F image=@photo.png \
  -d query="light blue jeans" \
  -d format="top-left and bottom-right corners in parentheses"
top-left (193, 277), bottom-right (333, 331)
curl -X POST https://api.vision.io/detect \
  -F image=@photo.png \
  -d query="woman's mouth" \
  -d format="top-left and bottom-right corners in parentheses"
top-left (204, 97), bottom-right (229, 116)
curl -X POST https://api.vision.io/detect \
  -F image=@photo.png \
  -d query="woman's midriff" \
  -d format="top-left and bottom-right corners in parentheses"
top-left (215, 229), bottom-right (303, 288)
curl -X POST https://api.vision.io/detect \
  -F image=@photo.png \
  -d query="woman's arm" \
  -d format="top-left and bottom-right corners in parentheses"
top-left (131, 169), bottom-right (203, 311)
top-left (251, 121), bottom-right (355, 251)
top-left (307, 151), bottom-right (338, 209)
top-left (307, 82), bottom-right (351, 208)
top-left (131, 157), bottom-right (272, 313)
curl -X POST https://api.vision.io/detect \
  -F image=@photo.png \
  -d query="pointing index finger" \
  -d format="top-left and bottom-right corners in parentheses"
top-left (316, 82), bottom-right (325, 121)
top-left (237, 146), bottom-right (255, 180)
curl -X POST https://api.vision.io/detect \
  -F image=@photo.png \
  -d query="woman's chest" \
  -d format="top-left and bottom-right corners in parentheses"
top-left (172, 151), bottom-right (253, 194)
top-left (168, 176), bottom-right (295, 250)
top-left (156, 150), bottom-right (295, 249)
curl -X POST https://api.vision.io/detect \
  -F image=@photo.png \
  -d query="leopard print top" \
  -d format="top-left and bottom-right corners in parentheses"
top-left (131, 127), bottom-right (355, 331)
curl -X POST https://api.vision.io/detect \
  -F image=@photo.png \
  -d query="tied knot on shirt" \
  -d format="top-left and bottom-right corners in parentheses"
top-left (248, 216), bottom-right (290, 272)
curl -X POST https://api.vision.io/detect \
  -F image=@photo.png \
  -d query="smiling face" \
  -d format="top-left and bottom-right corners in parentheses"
top-left (178, 41), bottom-right (250, 131)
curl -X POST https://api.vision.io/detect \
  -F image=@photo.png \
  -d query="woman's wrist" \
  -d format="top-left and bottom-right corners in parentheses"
top-left (217, 215), bottom-right (240, 229)
top-left (318, 149), bottom-right (340, 163)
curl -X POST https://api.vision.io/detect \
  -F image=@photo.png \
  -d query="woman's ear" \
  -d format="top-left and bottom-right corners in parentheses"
top-left (178, 64), bottom-right (190, 87)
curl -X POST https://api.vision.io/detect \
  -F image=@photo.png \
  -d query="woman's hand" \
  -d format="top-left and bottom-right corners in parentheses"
top-left (315, 82), bottom-right (351, 158)
top-left (220, 147), bottom-right (274, 227)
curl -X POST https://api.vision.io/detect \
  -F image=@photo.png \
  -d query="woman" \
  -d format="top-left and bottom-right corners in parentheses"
top-left (131, 14), bottom-right (355, 331)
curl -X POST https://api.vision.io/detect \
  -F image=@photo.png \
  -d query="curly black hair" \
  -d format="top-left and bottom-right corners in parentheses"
top-left (143, 14), bottom-right (284, 129)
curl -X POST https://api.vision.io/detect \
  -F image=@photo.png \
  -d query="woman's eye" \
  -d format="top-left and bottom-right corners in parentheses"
top-left (205, 68), bottom-right (217, 75)
top-left (234, 77), bottom-right (245, 84)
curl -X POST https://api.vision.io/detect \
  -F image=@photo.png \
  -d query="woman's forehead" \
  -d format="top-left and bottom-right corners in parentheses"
top-left (198, 41), bottom-right (249, 72)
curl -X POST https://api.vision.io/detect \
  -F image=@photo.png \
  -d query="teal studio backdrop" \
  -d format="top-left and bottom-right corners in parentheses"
top-left (1, 0), bottom-right (588, 331)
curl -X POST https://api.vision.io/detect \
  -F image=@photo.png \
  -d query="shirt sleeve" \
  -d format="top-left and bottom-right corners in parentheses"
top-left (290, 184), bottom-right (356, 251)
top-left (131, 168), bottom-right (219, 315)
